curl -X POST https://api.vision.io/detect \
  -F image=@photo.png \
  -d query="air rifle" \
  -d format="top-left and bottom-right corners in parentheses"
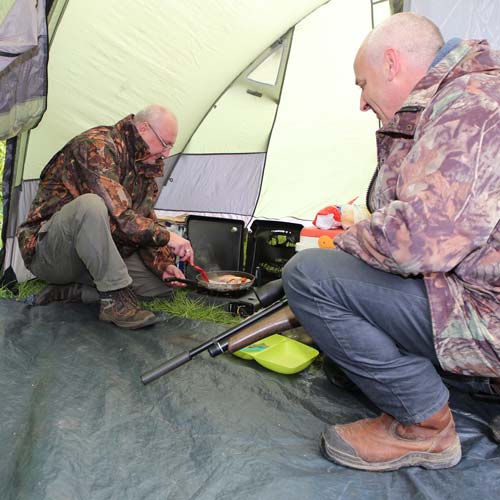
top-left (141, 297), bottom-right (298, 385)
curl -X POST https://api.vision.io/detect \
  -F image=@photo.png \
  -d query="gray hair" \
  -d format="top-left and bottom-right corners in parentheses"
top-left (134, 104), bottom-right (176, 128)
top-left (363, 12), bottom-right (444, 68)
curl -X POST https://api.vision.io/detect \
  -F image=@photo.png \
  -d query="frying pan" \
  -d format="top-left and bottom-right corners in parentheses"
top-left (164, 270), bottom-right (255, 293)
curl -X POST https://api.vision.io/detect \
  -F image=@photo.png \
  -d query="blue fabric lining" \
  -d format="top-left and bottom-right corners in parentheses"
top-left (430, 37), bottom-right (462, 67)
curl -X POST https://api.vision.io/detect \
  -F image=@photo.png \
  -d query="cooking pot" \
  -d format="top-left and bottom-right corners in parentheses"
top-left (164, 270), bottom-right (255, 293)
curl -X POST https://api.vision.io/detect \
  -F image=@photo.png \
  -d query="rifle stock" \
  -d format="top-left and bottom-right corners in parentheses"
top-left (211, 305), bottom-right (298, 355)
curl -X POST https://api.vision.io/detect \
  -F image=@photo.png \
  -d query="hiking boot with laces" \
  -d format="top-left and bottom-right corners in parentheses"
top-left (99, 287), bottom-right (157, 329)
top-left (30, 283), bottom-right (84, 306)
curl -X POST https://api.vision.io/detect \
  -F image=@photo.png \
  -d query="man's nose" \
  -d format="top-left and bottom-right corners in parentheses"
top-left (360, 97), bottom-right (370, 112)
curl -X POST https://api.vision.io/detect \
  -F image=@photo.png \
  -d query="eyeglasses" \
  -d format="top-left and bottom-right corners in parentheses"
top-left (148, 122), bottom-right (174, 151)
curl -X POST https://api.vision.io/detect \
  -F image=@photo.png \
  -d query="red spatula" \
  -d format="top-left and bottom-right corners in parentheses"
top-left (190, 262), bottom-right (210, 282)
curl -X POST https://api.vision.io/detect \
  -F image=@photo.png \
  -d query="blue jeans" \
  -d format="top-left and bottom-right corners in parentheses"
top-left (282, 249), bottom-right (492, 424)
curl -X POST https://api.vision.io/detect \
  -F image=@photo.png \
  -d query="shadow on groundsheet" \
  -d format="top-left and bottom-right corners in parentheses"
top-left (0, 299), bottom-right (499, 500)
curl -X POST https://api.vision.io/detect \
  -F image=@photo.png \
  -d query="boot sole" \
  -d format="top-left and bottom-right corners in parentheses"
top-left (100, 314), bottom-right (159, 330)
top-left (320, 434), bottom-right (462, 472)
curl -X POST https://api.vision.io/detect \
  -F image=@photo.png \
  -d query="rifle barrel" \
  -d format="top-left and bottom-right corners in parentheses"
top-left (141, 298), bottom-right (288, 384)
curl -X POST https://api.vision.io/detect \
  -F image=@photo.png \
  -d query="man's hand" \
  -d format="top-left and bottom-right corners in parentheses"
top-left (162, 264), bottom-right (187, 287)
top-left (167, 232), bottom-right (194, 263)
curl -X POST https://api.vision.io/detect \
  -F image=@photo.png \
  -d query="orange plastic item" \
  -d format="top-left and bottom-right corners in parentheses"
top-left (295, 226), bottom-right (344, 252)
top-left (318, 235), bottom-right (335, 249)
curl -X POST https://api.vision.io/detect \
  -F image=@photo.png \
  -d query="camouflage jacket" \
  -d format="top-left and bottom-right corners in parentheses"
top-left (17, 115), bottom-right (175, 278)
top-left (335, 40), bottom-right (500, 377)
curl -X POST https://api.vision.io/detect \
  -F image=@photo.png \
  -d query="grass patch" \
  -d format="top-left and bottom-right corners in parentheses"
top-left (0, 279), bottom-right (239, 325)
top-left (0, 278), bottom-right (46, 299)
top-left (0, 286), bottom-right (14, 299)
top-left (0, 138), bottom-right (237, 325)
top-left (146, 289), bottom-right (240, 326)
top-left (17, 278), bottom-right (47, 297)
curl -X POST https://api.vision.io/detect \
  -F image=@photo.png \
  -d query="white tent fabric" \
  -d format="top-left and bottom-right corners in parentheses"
top-left (405, 0), bottom-right (500, 48)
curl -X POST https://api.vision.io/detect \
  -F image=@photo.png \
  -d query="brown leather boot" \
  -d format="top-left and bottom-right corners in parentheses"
top-left (99, 287), bottom-right (157, 330)
top-left (320, 403), bottom-right (461, 471)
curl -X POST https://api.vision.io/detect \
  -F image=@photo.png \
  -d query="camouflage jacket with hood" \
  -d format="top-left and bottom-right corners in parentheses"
top-left (17, 115), bottom-right (175, 278)
top-left (335, 40), bottom-right (500, 377)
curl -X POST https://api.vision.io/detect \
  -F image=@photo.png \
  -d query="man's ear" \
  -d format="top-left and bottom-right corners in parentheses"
top-left (136, 121), bottom-right (148, 133)
top-left (384, 48), bottom-right (400, 81)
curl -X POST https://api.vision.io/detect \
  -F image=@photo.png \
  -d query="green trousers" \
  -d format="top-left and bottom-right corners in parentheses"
top-left (29, 194), bottom-right (174, 301)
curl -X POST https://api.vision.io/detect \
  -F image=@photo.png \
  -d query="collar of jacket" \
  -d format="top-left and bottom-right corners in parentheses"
top-left (377, 107), bottom-right (422, 138)
top-left (403, 39), bottom-right (500, 110)
top-left (115, 114), bottom-right (164, 178)
top-left (378, 40), bottom-right (496, 138)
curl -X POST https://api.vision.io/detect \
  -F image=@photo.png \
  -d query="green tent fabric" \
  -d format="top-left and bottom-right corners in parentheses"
top-left (1, 0), bottom-right (385, 283)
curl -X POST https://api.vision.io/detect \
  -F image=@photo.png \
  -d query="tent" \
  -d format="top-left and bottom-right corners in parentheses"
top-left (1, 2), bottom-right (500, 498)
top-left (1, 0), bottom-right (388, 283)
top-left (2, 0), bottom-right (500, 283)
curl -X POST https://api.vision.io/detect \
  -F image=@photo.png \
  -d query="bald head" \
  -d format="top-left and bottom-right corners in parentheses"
top-left (360, 12), bottom-right (444, 70)
top-left (354, 13), bottom-right (444, 126)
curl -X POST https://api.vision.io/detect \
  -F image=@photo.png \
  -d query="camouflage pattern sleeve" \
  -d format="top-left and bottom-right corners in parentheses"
top-left (68, 138), bottom-right (171, 249)
top-left (138, 245), bottom-right (176, 278)
top-left (335, 88), bottom-right (500, 277)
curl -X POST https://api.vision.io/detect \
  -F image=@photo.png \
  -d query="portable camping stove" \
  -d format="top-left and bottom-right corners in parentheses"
top-left (185, 288), bottom-right (262, 317)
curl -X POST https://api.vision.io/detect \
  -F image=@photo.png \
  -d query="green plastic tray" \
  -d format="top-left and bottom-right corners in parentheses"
top-left (233, 334), bottom-right (319, 374)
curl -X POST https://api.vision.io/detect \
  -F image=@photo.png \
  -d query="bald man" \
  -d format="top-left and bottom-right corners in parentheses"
top-left (283, 13), bottom-right (500, 471)
top-left (18, 105), bottom-right (193, 329)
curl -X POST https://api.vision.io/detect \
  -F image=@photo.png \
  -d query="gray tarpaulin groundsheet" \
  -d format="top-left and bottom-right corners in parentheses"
top-left (1, 299), bottom-right (499, 500)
